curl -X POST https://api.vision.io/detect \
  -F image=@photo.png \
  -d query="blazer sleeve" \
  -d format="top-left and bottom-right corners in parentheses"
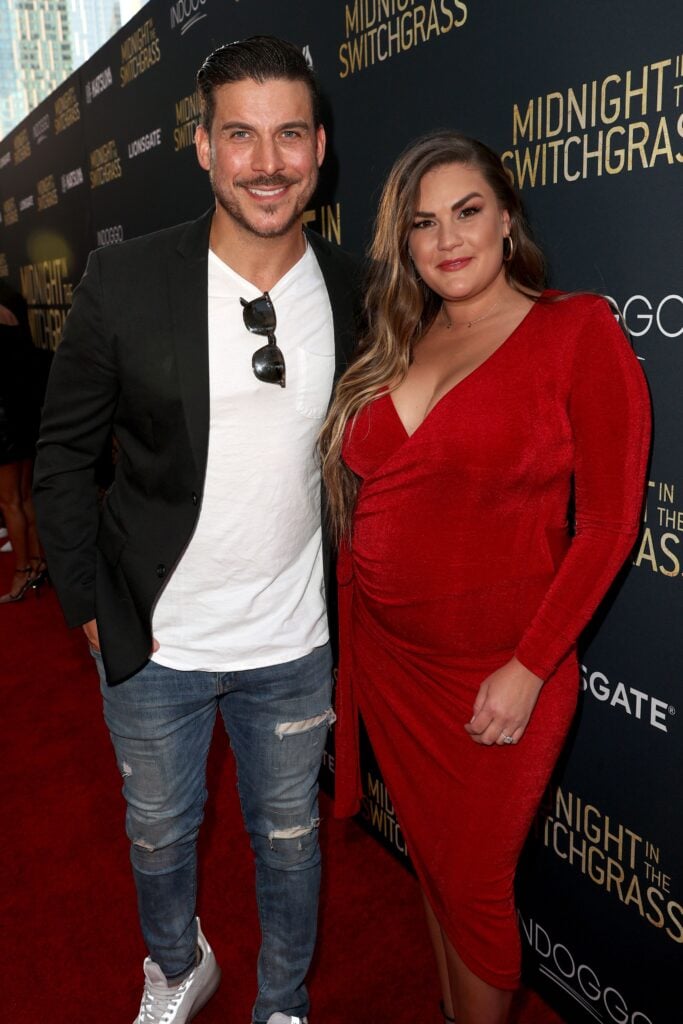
top-left (33, 249), bottom-right (119, 628)
top-left (514, 298), bottom-right (651, 680)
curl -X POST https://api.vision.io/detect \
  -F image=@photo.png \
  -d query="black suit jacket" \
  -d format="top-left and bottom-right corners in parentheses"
top-left (34, 208), bottom-right (361, 684)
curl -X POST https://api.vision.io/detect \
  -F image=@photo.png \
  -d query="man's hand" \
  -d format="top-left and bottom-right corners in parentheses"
top-left (82, 618), bottom-right (100, 652)
top-left (464, 656), bottom-right (544, 746)
top-left (82, 619), bottom-right (159, 655)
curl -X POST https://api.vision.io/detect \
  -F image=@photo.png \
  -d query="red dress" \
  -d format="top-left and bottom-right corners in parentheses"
top-left (334, 294), bottom-right (650, 988)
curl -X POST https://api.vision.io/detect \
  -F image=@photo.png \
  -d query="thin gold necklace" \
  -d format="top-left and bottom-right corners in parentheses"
top-left (441, 299), bottom-right (501, 330)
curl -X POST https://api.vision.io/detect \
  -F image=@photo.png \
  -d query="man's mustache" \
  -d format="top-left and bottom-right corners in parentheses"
top-left (237, 174), bottom-right (299, 189)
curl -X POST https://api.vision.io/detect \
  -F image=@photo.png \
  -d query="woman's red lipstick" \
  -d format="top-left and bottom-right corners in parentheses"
top-left (437, 257), bottom-right (472, 271)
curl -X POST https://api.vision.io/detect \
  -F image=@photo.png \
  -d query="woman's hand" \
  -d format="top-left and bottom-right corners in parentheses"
top-left (464, 656), bottom-right (544, 746)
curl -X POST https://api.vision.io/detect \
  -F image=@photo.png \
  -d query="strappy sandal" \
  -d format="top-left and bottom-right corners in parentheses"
top-left (29, 556), bottom-right (49, 592)
top-left (0, 566), bottom-right (34, 604)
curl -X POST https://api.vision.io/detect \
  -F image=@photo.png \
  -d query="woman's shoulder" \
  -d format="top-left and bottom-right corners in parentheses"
top-left (523, 291), bottom-right (641, 386)
top-left (533, 290), bottom-right (625, 344)
top-left (540, 291), bottom-right (648, 393)
top-left (539, 289), bottom-right (618, 320)
top-left (540, 288), bottom-right (610, 309)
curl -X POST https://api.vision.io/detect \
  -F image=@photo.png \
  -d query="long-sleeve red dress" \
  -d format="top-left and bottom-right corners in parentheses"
top-left (334, 293), bottom-right (651, 989)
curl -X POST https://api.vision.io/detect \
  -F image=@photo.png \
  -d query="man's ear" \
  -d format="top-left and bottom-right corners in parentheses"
top-left (315, 124), bottom-right (326, 168)
top-left (195, 123), bottom-right (211, 172)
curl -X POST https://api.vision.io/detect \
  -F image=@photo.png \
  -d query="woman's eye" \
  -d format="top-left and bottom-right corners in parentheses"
top-left (459, 205), bottom-right (480, 219)
top-left (412, 219), bottom-right (433, 230)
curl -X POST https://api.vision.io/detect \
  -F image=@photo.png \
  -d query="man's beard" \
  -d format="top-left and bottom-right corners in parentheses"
top-left (211, 170), bottom-right (318, 239)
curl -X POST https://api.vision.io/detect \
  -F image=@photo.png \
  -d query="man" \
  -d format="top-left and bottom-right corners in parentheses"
top-left (34, 37), bottom-right (360, 1024)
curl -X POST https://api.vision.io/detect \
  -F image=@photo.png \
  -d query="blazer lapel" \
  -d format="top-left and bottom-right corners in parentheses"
top-left (305, 229), bottom-right (357, 381)
top-left (165, 218), bottom-right (358, 481)
top-left (167, 207), bottom-right (213, 478)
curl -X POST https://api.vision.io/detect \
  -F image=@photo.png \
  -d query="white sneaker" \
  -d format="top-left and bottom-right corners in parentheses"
top-left (266, 1016), bottom-right (309, 1024)
top-left (134, 918), bottom-right (221, 1023)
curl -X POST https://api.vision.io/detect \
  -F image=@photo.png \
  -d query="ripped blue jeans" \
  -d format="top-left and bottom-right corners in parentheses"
top-left (95, 643), bottom-right (334, 1024)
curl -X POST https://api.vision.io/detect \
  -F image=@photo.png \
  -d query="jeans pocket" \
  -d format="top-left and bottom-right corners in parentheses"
top-left (88, 645), bottom-right (107, 686)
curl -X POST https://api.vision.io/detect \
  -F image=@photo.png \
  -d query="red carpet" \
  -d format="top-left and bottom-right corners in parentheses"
top-left (1, 553), bottom-right (564, 1023)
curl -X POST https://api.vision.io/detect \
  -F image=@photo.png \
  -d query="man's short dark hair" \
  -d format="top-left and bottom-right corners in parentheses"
top-left (197, 36), bottom-right (321, 132)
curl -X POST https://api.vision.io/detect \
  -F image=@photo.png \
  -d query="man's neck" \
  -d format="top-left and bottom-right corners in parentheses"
top-left (208, 205), bottom-right (307, 293)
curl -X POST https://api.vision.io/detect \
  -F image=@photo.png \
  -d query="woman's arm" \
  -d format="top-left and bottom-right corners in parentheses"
top-left (467, 297), bottom-right (651, 745)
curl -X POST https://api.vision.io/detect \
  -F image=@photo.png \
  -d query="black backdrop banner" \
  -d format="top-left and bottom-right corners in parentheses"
top-left (1, 3), bottom-right (680, 1021)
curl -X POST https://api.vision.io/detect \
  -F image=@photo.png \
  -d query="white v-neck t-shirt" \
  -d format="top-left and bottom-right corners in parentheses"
top-left (151, 243), bottom-right (335, 671)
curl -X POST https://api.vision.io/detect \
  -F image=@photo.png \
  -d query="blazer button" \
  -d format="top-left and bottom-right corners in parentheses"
top-left (156, 563), bottom-right (167, 578)
top-left (191, 492), bottom-right (198, 505)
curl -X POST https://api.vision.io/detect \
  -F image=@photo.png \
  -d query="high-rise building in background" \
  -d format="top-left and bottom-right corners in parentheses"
top-left (1, 0), bottom-right (72, 138)
top-left (0, 0), bottom-right (146, 140)
top-left (70, 1), bottom-right (122, 67)
top-left (0, 0), bottom-right (27, 139)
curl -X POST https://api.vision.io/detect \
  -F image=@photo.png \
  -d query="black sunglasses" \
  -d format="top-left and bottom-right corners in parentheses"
top-left (240, 291), bottom-right (286, 388)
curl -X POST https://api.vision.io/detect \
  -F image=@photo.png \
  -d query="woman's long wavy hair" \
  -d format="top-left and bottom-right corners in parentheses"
top-left (319, 130), bottom-right (547, 544)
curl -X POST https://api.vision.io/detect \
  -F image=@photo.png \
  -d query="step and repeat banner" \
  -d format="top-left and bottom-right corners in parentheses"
top-left (1, 3), bottom-right (680, 1021)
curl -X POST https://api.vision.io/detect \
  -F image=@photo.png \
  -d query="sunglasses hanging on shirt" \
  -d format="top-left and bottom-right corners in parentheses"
top-left (240, 291), bottom-right (286, 388)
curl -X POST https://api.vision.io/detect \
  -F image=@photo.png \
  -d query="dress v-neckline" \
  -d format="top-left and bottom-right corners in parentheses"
top-left (388, 298), bottom-right (542, 439)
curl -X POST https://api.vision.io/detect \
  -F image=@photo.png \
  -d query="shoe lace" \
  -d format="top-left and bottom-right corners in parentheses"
top-left (137, 966), bottom-right (196, 1023)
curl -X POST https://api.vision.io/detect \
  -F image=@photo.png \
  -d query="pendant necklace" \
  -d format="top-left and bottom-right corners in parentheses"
top-left (441, 299), bottom-right (501, 330)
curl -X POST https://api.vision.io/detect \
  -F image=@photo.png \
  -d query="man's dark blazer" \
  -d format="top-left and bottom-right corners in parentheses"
top-left (34, 207), bottom-right (361, 684)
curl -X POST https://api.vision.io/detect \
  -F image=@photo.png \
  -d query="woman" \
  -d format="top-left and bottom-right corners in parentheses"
top-left (319, 132), bottom-right (650, 1024)
top-left (0, 285), bottom-right (48, 603)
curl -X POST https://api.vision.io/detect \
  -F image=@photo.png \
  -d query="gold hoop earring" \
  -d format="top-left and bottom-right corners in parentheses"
top-left (503, 235), bottom-right (514, 262)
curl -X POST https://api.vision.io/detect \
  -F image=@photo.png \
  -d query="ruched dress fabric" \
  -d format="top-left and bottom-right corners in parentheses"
top-left (333, 294), bottom-right (651, 989)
